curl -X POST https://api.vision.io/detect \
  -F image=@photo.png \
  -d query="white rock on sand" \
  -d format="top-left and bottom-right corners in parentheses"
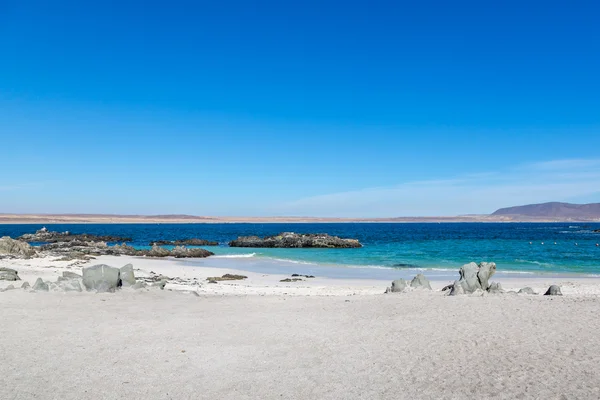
top-left (1, 255), bottom-right (600, 399)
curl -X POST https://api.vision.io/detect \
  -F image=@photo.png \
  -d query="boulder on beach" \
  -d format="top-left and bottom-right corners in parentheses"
top-left (59, 280), bottom-right (83, 292)
top-left (32, 278), bottom-right (49, 292)
top-left (0, 267), bottom-right (21, 281)
top-left (448, 262), bottom-right (498, 295)
top-left (229, 232), bottom-right (362, 248)
top-left (21, 281), bottom-right (31, 290)
top-left (518, 287), bottom-right (538, 295)
top-left (386, 279), bottom-right (407, 293)
top-left (63, 271), bottom-right (82, 279)
top-left (120, 264), bottom-right (136, 286)
top-left (410, 274), bottom-right (432, 290)
top-left (82, 264), bottom-right (121, 293)
top-left (544, 285), bottom-right (563, 296)
top-left (0, 237), bottom-right (37, 258)
top-left (487, 282), bottom-right (504, 294)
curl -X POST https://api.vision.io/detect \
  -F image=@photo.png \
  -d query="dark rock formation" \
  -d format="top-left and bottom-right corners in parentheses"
top-left (280, 278), bottom-right (303, 282)
top-left (292, 274), bottom-right (315, 278)
top-left (229, 232), bottom-right (362, 248)
top-left (18, 228), bottom-right (132, 243)
top-left (150, 239), bottom-right (218, 246)
top-left (0, 237), bottom-right (37, 258)
top-left (544, 285), bottom-right (563, 296)
top-left (410, 274), bottom-right (432, 290)
top-left (206, 274), bottom-right (247, 282)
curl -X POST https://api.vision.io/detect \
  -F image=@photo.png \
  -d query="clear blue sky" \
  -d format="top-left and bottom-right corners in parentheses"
top-left (1, 1), bottom-right (599, 216)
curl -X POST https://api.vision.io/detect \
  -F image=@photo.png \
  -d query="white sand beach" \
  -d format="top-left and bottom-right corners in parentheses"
top-left (2, 255), bottom-right (600, 399)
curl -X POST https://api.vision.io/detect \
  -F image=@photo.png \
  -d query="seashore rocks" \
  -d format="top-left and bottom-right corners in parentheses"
top-left (206, 274), bottom-right (248, 282)
top-left (544, 285), bottom-right (563, 296)
top-left (17, 228), bottom-right (132, 244)
top-left (518, 287), bottom-right (538, 295)
top-left (0, 267), bottom-right (21, 281)
top-left (0, 237), bottom-right (37, 258)
top-left (150, 239), bottom-right (218, 246)
top-left (32, 278), bottom-right (49, 292)
top-left (386, 279), bottom-right (408, 293)
top-left (119, 264), bottom-right (136, 286)
top-left (229, 232), bottom-right (362, 248)
top-left (410, 274), bottom-right (432, 290)
top-left (82, 264), bottom-right (122, 293)
top-left (448, 262), bottom-right (498, 295)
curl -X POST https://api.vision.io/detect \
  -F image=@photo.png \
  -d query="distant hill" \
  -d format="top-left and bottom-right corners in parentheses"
top-left (492, 202), bottom-right (600, 219)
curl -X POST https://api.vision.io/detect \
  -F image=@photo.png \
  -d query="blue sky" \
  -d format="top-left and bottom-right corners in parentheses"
top-left (1, 1), bottom-right (599, 216)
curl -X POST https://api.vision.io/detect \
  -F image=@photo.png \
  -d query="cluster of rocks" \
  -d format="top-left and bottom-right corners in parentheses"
top-left (17, 227), bottom-right (132, 243)
top-left (384, 263), bottom-right (565, 297)
top-left (0, 237), bottom-right (37, 259)
top-left (145, 245), bottom-right (214, 258)
top-left (206, 274), bottom-right (247, 283)
top-left (385, 273), bottom-right (433, 293)
top-left (229, 232), bottom-right (362, 248)
top-left (150, 239), bottom-right (218, 246)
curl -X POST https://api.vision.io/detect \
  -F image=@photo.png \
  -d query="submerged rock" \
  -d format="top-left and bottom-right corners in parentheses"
top-left (544, 285), bottom-right (563, 296)
top-left (150, 239), bottom-right (218, 246)
top-left (410, 274), bottom-right (432, 290)
top-left (82, 264), bottom-right (121, 293)
top-left (229, 232), bottom-right (362, 248)
top-left (0, 237), bottom-right (37, 258)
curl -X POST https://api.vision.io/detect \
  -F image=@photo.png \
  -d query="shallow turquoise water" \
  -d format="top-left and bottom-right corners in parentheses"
top-left (2, 223), bottom-right (599, 276)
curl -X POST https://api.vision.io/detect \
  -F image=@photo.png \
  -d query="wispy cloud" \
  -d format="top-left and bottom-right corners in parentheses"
top-left (278, 159), bottom-right (600, 217)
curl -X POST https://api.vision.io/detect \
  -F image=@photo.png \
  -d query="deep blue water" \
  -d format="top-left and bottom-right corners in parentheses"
top-left (2, 223), bottom-right (600, 275)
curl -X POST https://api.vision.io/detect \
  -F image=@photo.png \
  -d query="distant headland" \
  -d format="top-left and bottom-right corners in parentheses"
top-left (1, 202), bottom-right (600, 223)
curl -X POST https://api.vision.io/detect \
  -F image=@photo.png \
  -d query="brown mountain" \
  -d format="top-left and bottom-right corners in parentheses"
top-left (492, 202), bottom-right (600, 219)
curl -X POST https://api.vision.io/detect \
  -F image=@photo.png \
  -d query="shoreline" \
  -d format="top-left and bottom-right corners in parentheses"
top-left (3, 254), bottom-right (600, 297)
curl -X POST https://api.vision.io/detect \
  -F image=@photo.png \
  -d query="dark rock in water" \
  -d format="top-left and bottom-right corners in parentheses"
top-left (82, 264), bottom-right (121, 293)
top-left (410, 274), bottom-right (432, 290)
top-left (0, 237), bottom-right (37, 258)
top-left (146, 245), bottom-right (170, 257)
top-left (0, 267), bottom-right (21, 281)
top-left (229, 232), bottom-right (362, 248)
top-left (449, 262), bottom-right (497, 295)
top-left (518, 287), bottom-right (538, 295)
top-left (150, 239), bottom-right (218, 246)
top-left (393, 263), bottom-right (421, 268)
top-left (292, 274), bottom-right (315, 278)
top-left (386, 279), bottom-right (407, 293)
top-left (33, 278), bottom-right (49, 292)
top-left (59, 280), bottom-right (83, 292)
top-left (593, 229), bottom-right (600, 233)
top-left (17, 228), bottom-right (132, 243)
top-left (206, 274), bottom-right (247, 282)
top-left (544, 285), bottom-right (563, 296)
top-left (170, 246), bottom-right (214, 259)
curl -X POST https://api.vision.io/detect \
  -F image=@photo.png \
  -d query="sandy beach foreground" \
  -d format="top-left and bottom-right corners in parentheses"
top-left (2, 255), bottom-right (600, 399)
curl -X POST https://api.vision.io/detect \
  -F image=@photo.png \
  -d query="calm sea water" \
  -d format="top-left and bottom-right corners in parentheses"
top-left (2, 223), bottom-right (600, 277)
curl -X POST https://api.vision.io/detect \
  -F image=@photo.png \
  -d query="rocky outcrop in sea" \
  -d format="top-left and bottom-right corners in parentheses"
top-left (150, 239), bottom-right (218, 246)
top-left (229, 232), bottom-right (362, 248)
top-left (17, 227), bottom-right (132, 243)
